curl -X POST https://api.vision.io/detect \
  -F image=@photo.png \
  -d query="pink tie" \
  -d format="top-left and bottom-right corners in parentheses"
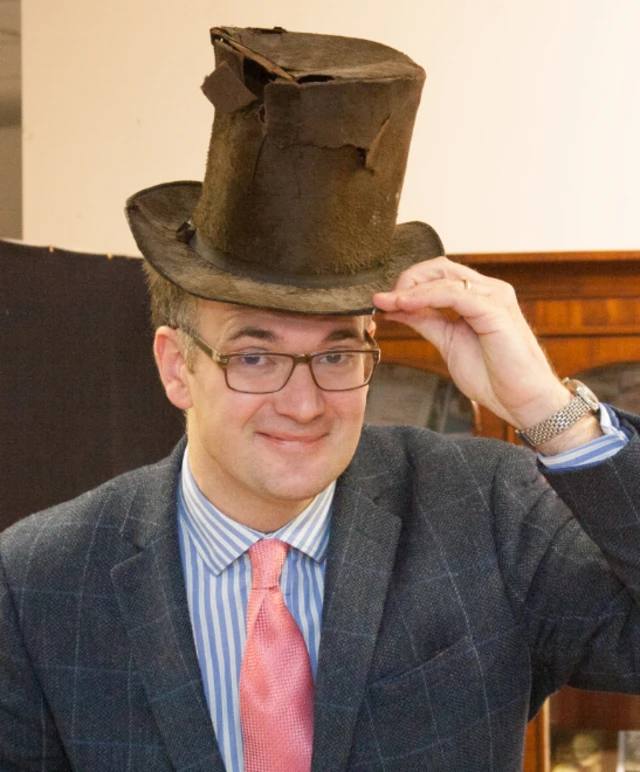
top-left (240, 539), bottom-right (314, 772)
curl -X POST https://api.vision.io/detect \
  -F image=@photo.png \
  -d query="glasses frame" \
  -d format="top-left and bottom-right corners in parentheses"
top-left (181, 327), bottom-right (381, 394)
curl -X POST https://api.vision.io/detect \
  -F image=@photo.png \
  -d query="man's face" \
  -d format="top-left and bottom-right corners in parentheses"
top-left (169, 301), bottom-right (373, 524)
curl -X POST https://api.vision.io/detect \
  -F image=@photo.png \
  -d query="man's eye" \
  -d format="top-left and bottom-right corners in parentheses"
top-left (235, 354), bottom-right (272, 367)
top-left (317, 352), bottom-right (353, 366)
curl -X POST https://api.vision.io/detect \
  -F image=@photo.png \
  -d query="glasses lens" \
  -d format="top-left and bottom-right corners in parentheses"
top-left (224, 350), bottom-right (378, 393)
top-left (226, 353), bottom-right (295, 393)
top-left (311, 351), bottom-right (377, 391)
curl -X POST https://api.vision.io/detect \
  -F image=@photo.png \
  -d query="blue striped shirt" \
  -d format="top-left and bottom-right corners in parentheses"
top-left (178, 405), bottom-right (628, 771)
top-left (178, 451), bottom-right (333, 772)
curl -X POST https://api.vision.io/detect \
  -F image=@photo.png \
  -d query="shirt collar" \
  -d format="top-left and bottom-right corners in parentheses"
top-left (178, 445), bottom-right (335, 576)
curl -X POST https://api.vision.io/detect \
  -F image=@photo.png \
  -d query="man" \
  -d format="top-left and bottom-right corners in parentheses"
top-left (1, 26), bottom-right (639, 772)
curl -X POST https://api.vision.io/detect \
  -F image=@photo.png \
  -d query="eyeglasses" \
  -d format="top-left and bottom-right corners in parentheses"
top-left (181, 328), bottom-right (381, 394)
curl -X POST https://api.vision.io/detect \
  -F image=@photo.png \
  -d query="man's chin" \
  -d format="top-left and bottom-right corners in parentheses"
top-left (258, 461), bottom-right (342, 504)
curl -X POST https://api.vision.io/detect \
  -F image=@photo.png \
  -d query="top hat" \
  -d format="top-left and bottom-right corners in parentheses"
top-left (126, 26), bottom-right (444, 314)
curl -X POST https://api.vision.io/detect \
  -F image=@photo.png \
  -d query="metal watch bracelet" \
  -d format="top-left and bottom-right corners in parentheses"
top-left (516, 378), bottom-right (600, 448)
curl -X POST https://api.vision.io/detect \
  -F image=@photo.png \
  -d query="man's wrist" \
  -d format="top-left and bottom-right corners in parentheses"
top-left (515, 379), bottom-right (601, 450)
top-left (535, 413), bottom-right (604, 457)
top-left (508, 382), bottom-right (572, 436)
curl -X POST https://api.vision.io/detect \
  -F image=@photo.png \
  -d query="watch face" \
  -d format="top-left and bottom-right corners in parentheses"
top-left (565, 379), bottom-right (600, 411)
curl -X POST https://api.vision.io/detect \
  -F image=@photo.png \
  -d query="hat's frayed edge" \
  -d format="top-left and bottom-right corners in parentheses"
top-left (126, 181), bottom-right (444, 316)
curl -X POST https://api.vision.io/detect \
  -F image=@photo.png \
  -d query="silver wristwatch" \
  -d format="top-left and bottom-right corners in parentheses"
top-left (516, 378), bottom-right (600, 448)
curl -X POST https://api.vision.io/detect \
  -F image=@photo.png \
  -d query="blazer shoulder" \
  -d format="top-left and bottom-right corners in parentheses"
top-left (0, 440), bottom-right (185, 575)
top-left (359, 423), bottom-right (530, 477)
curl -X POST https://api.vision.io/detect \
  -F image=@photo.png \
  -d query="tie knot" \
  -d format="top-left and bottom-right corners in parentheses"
top-left (248, 539), bottom-right (289, 589)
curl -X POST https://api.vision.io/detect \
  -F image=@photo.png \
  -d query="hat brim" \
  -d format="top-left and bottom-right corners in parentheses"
top-left (126, 181), bottom-right (444, 315)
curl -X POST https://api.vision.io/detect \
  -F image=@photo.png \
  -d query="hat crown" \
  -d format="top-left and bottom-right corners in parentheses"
top-left (192, 27), bottom-right (426, 285)
top-left (125, 26), bottom-right (444, 315)
top-left (211, 26), bottom-right (423, 80)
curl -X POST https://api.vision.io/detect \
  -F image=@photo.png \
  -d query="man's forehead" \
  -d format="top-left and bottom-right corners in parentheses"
top-left (197, 298), bottom-right (367, 334)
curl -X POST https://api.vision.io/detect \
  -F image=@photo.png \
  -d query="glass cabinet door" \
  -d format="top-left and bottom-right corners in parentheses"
top-left (365, 362), bottom-right (476, 436)
top-left (574, 362), bottom-right (640, 415)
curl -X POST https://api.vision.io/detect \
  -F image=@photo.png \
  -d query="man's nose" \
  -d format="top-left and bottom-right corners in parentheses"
top-left (272, 361), bottom-right (325, 421)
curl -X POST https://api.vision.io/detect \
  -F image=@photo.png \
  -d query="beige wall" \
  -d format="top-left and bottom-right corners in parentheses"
top-left (22, 0), bottom-right (640, 255)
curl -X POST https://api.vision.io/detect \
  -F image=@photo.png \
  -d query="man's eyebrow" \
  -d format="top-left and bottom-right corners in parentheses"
top-left (225, 327), bottom-right (277, 344)
top-left (323, 328), bottom-right (365, 344)
top-left (223, 326), bottom-right (364, 346)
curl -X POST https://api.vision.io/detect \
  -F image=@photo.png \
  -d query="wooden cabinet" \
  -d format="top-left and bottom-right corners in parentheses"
top-left (371, 251), bottom-right (640, 771)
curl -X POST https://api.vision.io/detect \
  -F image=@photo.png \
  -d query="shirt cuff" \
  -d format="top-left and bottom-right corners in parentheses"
top-left (537, 404), bottom-right (631, 471)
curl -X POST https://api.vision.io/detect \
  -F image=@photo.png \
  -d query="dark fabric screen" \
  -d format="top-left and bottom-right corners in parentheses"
top-left (0, 240), bottom-right (185, 529)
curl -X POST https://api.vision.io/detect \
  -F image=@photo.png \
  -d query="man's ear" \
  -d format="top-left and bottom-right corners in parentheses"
top-left (367, 317), bottom-right (377, 338)
top-left (153, 326), bottom-right (193, 411)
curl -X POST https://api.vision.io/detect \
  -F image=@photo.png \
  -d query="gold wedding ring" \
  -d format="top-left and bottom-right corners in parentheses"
top-left (462, 278), bottom-right (472, 291)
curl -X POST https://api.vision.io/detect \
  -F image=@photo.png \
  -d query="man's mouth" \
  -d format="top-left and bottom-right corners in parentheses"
top-left (258, 431), bottom-right (327, 445)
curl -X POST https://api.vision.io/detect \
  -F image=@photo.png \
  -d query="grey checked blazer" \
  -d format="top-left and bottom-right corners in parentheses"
top-left (2, 416), bottom-right (640, 771)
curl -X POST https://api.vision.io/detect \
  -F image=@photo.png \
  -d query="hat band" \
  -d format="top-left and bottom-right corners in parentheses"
top-left (187, 227), bottom-right (388, 289)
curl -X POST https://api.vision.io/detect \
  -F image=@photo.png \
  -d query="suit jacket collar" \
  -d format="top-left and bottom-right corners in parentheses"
top-left (312, 428), bottom-right (403, 771)
top-left (116, 438), bottom-right (185, 549)
top-left (111, 430), bottom-right (403, 772)
top-left (111, 438), bottom-right (227, 772)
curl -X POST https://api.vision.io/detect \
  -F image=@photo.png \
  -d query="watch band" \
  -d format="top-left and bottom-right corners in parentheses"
top-left (516, 378), bottom-right (600, 448)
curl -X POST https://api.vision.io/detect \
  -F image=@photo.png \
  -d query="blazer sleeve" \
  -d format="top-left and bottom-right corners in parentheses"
top-left (0, 553), bottom-right (72, 771)
top-left (545, 410), bottom-right (640, 605)
top-left (494, 410), bottom-right (640, 709)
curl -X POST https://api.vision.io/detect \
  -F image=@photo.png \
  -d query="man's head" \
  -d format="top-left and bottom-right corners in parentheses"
top-left (129, 26), bottom-right (443, 525)
top-left (148, 267), bottom-right (376, 526)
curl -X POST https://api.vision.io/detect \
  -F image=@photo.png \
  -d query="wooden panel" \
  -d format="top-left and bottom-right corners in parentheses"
top-left (373, 317), bottom-right (425, 340)
top-left (542, 336), bottom-right (640, 378)
top-left (552, 688), bottom-right (640, 732)
top-left (376, 326), bottom-right (640, 380)
top-left (524, 702), bottom-right (550, 772)
top-left (453, 253), bottom-right (640, 300)
top-left (522, 299), bottom-right (640, 336)
top-left (454, 251), bottom-right (640, 265)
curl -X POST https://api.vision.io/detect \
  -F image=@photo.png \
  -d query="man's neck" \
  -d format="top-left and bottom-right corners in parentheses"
top-left (186, 455), bottom-right (314, 533)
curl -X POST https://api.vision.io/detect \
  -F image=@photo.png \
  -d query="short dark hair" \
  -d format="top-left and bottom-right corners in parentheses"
top-left (143, 263), bottom-right (199, 367)
top-left (143, 263), bottom-right (199, 330)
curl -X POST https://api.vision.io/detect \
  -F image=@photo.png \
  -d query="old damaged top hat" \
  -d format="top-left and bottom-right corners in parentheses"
top-left (126, 26), bottom-right (444, 314)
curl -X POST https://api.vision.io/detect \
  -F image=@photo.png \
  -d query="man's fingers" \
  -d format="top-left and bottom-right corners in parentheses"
top-left (376, 277), bottom-right (490, 315)
top-left (375, 258), bottom-right (500, 311)
top-left (389, 256), bottom-right (487, 292)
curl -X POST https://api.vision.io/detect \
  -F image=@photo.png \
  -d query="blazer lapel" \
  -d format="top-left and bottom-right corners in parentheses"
top-left (111, 442), bottom-right (226, 772)
top-left (312, 433), bottom-right (403, 772)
